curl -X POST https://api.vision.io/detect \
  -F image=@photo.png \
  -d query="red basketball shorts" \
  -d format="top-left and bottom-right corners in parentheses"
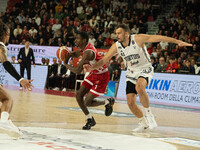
top-left (82, 71), bottom-right (109, 97)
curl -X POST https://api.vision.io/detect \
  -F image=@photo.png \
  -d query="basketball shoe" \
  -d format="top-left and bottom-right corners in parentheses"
top-left (145, 113), bottom-right (157, 129)
top-left (82, 117), bottom-right (96, 130)
top-left (132, 117), bottom-right (149, 133)
top-left (8, 120), bottom-right (23, 136)
top-left (0, 120), bottom-right (21, 139)
top-left (105, 97), bottom-right (115, 116)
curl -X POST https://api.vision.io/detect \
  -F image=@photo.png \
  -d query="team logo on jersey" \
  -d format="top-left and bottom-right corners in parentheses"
top-left (120, 50), bottom-right (125, 56)
top-left (118, 46), bottom-right (122, 49)
top-left (132, 40), bottom-right (135, 45)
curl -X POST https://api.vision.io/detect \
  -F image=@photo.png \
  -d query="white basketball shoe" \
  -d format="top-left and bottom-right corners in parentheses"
top-left (8, 120), bottom-right (23, 136)
top-left (145, 113), bottom-right (157, 129)
top-left (0, 120), bottom-right (21, 139)
top-left (132, 117), bottom-right (149, 133)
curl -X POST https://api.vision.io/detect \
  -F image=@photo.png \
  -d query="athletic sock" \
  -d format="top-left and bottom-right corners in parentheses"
top-left (144, 107), bottom-right (152, 115)
top-left (86, 114), bottom-right (92, 119)
top-left (1, 112), bottom-right (9, 122)
top-left (105, 100), bottom-right (109, 105)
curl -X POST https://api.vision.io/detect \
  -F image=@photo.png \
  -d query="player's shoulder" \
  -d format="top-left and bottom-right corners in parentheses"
top-left (85, 43), bottom-right (95, 50)
top-left (0, 43), bottom-right (6, 51)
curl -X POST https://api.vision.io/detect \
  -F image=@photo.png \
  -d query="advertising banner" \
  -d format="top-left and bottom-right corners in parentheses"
top-left (0, 64), bottom-right (48, 89)
top-left (117, 71), bottom-right (200, 109)
top-left (104, 81), bottom-right (117, 97)
top-left (7, 44), bottom-right (72, 64)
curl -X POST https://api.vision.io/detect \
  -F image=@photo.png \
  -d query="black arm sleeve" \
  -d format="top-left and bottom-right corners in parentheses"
top-left (3, 61), bottom-right (22, 81)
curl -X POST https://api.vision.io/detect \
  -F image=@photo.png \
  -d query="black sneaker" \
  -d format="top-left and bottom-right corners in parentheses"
top-left (105, 97), bottom-right (115, 116)
top-left (82, 117), bottom-right (96, 130)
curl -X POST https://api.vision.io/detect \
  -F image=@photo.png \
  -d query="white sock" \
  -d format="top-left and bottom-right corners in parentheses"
top-left (1, 112), bottom-right (9, 122)
top-left (86, 114), bottom-right (92, 119)
top-left (105, 100), bottom-right (109, 105)
top-left (144, 107), bottom-right (152, 115)
top-left (138, 117), bottom-right (143, 121)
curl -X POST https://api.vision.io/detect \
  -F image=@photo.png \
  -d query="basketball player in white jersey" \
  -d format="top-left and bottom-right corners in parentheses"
top-left (86, 24), bottom-right (192, 132)
top-left (0, 22), bottom-right (33, 138)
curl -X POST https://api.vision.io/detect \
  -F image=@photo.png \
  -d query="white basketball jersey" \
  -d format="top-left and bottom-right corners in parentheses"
top-left (116, 34), bottom-right (153, 83)
top-left (0, 41), bottom-right (8, 57)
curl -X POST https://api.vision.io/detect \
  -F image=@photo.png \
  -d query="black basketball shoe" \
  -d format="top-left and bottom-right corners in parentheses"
top-left (105, 97), bottom-right (115, 116)
top-left (82, 117), bottom-right (96, 130)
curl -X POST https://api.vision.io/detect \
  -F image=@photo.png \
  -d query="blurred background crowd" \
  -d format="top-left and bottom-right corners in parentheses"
top-left (1, 0), bottom-right (200, 91)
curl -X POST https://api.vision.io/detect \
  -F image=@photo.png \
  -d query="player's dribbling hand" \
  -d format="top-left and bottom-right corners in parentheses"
top-left (20, 79), bottom-right (34, 92)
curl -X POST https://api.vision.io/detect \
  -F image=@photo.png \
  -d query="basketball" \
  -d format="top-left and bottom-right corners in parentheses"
top-left (56, 46), bottom-right (71, 61)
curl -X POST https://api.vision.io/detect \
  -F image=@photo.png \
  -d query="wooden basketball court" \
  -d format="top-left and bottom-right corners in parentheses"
top-left (1, 86), bottom-right (200, 150)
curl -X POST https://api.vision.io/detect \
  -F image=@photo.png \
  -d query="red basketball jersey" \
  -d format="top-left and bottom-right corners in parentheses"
top-left (81, 43), bottom-right (108, 74)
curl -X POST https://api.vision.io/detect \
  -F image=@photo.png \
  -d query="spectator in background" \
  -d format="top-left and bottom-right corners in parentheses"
top-left (179, 59), bottom-right (195, 74)
top-left (29, 26), bottom-right (38, 37)
top-left (155, 57), bottom-right (168, 72)
top-left (52, 19), bottom-right (61, 34)
top-left (101, 41), bottom-right (110, 49)
top-left (190, 58), bottom-right (199, 74)
top-left (48, 14), bottom-right (56, 26)
top-left (88, 34), bottom-right (96, 45)
top-left (159, 41), bottom-right (169, 50)
top-left (108, 56), bottom-right (120, 80)
top-left (104, 16), bottom-right (113, 28)
top-left (104, 34), bottom-right (114, 47)
top-left (33, 13), bottom-right (41, 26)
top-left (96, 34), bottom-right (104, 48)
top-left (55, 2), bottom-right (63, 14)
top-left (150, 56), bottom-right (158, 70)
top-left (89, 15), bottom-right (97, 29)
top-left (131, 24), bottom-right (139, 34)
top-left (147, 43), bottom-right (153, 55)
top-left (179, 30), bottom-right (187, 41)
top-left (52, 60), bottom-right (66, 91)
top-left (17, 40), bottom-right (35, 90)
top-left (78, 9), bottom-right (87, 21)
top-left (45, 58), bottom-right (50, 66)
top-left (48, 57), bottom-right (57, 89)
top-left (41, 58), bottom-right (46, 65)
top-left (11, 56), bottom-right (18, 64)
top-left (30, 19), bottom-right (38, 30)
top-left (17, 12), bottom-right (25, 24)
top-left (165, 56), bottom-right (179, 73)
top-left (13, 25), bottom-right (22, 39)
top-left (62, 60), bottom-right (75, 91)
top-left (76, 2), bottom-right (83, 15)
top-left (101, 27), bottom-right (110, 39)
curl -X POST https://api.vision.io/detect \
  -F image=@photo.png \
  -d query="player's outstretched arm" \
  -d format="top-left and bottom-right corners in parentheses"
top-left (135, 34), bottom-right (193, 48)
top-left (91, 43), bottom-right (118, 70)
top-left (0, 47), bottom-right (33, 91)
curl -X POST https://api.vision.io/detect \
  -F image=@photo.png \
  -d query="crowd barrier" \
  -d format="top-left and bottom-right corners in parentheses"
top-left (0, 63), bottom-right (48, 89)
top-left (117, 71), bottom-right (200, 109)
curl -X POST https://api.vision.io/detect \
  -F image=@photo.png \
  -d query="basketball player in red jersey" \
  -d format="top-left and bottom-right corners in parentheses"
top-left (0, 22), bottom-right (33, 138)
top-left (63, 31), bottom-right (114, 130)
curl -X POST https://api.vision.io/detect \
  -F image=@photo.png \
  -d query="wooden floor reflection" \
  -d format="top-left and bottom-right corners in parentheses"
top-left (3, 86), bottom-right (200, 150)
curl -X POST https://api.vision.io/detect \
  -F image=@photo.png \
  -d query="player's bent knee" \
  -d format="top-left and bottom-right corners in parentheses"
top-left (84, 100), bottom-right (91, 106)
top-left (136, 86), bottom-right (145, 95)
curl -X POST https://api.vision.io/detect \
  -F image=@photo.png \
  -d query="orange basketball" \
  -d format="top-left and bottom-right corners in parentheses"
top-left (56, 46), bottom-right (71, 61)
